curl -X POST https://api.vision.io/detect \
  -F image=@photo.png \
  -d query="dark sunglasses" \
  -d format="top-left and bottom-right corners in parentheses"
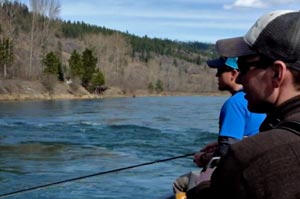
top-left (216, 67), bottom-right (235, 75)
top-left (237, 55), bottom-right (274, 74)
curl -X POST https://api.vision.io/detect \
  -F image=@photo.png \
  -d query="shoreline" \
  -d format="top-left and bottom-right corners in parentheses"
top-left (0, 91), bottom-right (229, 102)
top-left (0, 79), bottom-right (228, 102)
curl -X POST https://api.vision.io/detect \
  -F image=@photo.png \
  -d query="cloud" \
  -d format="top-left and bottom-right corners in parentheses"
top-left (225, 0), bottom-right (298, 9)
top-left (224, 0), bottom-right (266, 9)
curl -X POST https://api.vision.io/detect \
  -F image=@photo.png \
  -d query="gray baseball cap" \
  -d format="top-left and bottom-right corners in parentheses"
top-left (216, 10), bottom-right (300, 70)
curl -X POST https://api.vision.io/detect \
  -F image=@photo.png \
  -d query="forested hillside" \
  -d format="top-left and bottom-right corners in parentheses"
top-left (0, 0), bottom-right (219, 99)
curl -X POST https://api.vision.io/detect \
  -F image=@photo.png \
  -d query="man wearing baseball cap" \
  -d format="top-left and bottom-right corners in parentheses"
top-left (173, 57), bottom-right (265, 197)
top-left (187, 10), bottom-right (300, 199)
top-left (194, 57), bottom-right (265, 166)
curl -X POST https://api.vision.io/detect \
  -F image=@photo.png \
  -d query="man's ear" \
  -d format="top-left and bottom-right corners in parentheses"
top-left (231, 69), bottom-right (239, 80)
top-left (272, 61), bottom-right (287, 87)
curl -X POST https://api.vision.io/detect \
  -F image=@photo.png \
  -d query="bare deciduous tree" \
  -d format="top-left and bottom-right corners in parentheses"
top-left (28, 0), bottom-right (60, 78)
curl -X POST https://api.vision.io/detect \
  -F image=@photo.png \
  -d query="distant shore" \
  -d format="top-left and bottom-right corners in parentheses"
top-left (0, 91), bottom-right (228, 102)
top-left (0, 79), bottom-right (227, 102)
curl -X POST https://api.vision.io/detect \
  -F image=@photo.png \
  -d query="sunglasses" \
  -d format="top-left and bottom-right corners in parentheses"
top-left (237, 56), bottom-right (274, 74)
top-left (216, 67), bottom-right (235, 75)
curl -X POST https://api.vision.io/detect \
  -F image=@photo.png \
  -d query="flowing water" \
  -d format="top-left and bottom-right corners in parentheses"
top-left (0, 96), bottom-right (226, 199)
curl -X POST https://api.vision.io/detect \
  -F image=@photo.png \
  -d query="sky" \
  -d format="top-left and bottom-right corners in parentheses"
top-left (19, 0), bottom-right (300, 43)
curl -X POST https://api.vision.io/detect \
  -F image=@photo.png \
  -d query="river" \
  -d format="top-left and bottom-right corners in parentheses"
top-left (0, 96), bottom-right (226, 199)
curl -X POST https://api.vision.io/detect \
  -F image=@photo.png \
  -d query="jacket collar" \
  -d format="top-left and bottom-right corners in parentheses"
top-left (260, 95), bottom-right (300, 131)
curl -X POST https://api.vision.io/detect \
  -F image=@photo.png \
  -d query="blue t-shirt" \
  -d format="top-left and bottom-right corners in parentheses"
top-left (219, 91), bottom-right (266, 140)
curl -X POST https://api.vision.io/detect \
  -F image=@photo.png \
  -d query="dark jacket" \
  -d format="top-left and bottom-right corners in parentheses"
top-left (188, 95), bottom-right (300, 199)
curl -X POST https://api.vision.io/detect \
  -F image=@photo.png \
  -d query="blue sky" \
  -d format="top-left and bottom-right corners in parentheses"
top-left (19, 0), bottom-right (299, 43)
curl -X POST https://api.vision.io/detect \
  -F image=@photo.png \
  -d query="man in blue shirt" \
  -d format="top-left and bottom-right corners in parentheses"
top-left (173, 57), bottom-right (266, 194)
top-left (198, 57), bottom-right (266, 160)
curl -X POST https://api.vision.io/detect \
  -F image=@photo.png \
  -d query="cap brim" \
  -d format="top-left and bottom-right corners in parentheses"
top-left (216, 37), bottom-right (257, 57)
top-left (207, 58), bottom-right (225, 68)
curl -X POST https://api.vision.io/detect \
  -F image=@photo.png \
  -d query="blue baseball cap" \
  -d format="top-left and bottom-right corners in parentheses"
top-left (207, 57), bottom-right (238, 70)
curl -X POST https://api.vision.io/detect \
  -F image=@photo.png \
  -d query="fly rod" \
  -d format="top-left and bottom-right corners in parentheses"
top-left (0, 152), bottom-right (195, 198)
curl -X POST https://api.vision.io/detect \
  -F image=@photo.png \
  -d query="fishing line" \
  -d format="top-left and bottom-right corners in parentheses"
top-left (0, 152), bottom-right (194, 198)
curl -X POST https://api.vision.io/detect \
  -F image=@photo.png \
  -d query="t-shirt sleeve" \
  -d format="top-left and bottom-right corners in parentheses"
top-left (219, 97), bottom-right (246, 140)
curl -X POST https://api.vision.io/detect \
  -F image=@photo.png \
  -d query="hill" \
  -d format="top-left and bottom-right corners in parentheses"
top-left (0, 1), bottom-right (219, 100)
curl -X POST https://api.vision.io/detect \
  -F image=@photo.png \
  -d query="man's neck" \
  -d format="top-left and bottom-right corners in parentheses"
top-left (229, 84), bottom-right (243, 95)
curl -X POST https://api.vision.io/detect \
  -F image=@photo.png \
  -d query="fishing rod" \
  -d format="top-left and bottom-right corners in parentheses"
top-left (0, 152), bottom-right (195, 198)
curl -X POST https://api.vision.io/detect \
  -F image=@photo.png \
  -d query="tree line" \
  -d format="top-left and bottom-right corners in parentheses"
top-left (0, 0), bottom-right (216, 94)
top-left (60, 21), bottom-right (216, 64)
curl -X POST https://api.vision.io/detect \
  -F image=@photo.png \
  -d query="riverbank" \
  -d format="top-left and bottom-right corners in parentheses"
top-left (0, 91), bottom-right (228, 102)
top-left (0, 79), bottom-right (227, 102)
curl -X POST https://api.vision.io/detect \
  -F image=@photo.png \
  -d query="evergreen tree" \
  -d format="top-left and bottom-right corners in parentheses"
top-left (155, 80), bottom-right (164, 93)
top-left (81, 48), bottom-right (97, 88)
top-left (69, 50), bottom-right (83, 78)
top-left (42, 51), bottom-right (63, 81)
top-left (89, 69), bottom-right (105, 92)
top-left (0, 37), bottom-right (14, 77)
